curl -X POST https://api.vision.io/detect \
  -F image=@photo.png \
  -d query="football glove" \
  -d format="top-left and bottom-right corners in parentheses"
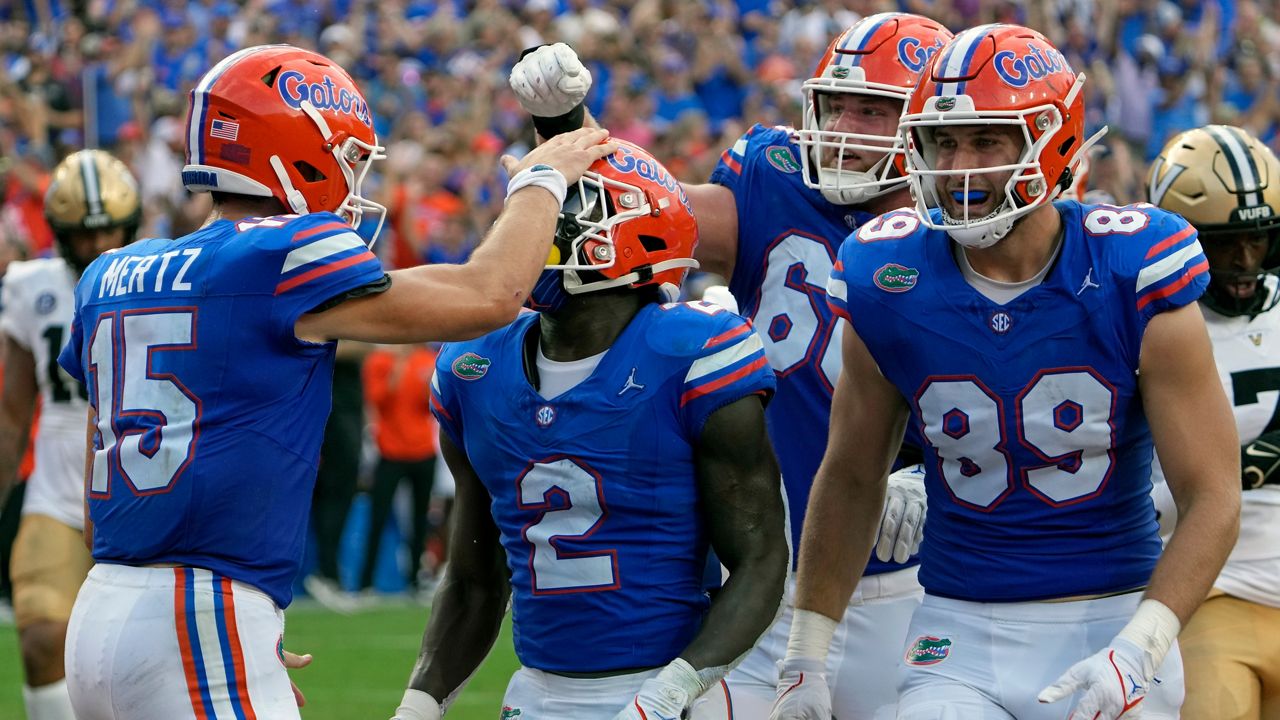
top-left (1038, 637), bottom-right (1151, 719)
top-left (611, 675), bottom-right (691, 720)
top-left (769, 657), bottom-right (831, 720)
top-left (1242, 430), bottom-right (1280, 489)
top-left (510, 43), bottom-right (592, 118)
top-left (876, 464), bottom-right (926, 564)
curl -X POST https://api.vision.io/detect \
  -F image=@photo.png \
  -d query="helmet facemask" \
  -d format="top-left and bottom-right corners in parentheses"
top-left (549, 171), bottom-right (695, 297)
top-left (798, 69), bottom-right (910, 205)
top-left (1199, 226), bottom-right (1280, 318)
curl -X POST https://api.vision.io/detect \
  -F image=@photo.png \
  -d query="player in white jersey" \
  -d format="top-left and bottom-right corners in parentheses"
top-left (0, 149), bottom-right (140, 720)
top-left (1149, 125), bottom-right (1280, 720)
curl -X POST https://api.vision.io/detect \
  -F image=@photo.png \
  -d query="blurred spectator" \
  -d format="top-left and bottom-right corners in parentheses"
top-left (358, 344), bottom-right (439, 597)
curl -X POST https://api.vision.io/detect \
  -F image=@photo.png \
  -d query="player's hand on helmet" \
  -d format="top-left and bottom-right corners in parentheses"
top-left (281, 649), bottom-right (312, 707)
top-left (391, 689), bottom-right (443, 720)
top-left (769, 657), bottom-right (831, 720)
top-left (1038, 637), bottom-right (1151, 719)
top-left (500, 127), bottom-right (617, 186)
top-left (876, 463), bottom-right (926, 563)
top-left (611, 675), bottom-right (692, 720)
top-left (510, 43), bottom-right (592, 118)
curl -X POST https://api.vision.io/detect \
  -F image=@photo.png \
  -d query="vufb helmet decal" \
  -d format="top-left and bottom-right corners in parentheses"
top-left (277, 70), bottom-right (373, 128)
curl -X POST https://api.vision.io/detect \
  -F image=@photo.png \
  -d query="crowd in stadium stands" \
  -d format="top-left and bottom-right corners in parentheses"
top-left (1, 0), bottom-right (1277, 270)
top-left (0, 0), bottom-right (1277, 597)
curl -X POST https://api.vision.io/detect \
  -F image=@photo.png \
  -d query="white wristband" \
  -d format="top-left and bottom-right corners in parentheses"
top-left (505, 163), bottom-right (567, 207)
top-left (1116, 598), bottom-right (1182, 671)
top-left (785, 608), bottom-right (838, 661)
top-left (393, 689), bottom-right (442, 720)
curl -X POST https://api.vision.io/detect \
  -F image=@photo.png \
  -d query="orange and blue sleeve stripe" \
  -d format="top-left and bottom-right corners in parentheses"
top-left (680, 326), bottom-right (771, 408)
top-left (274, 222), bottom-right (380, 296)
top-left (711, 126), bottom-right (761, 184)
top-left (1135, 223), bottom-right (1209, 319)
top-left (173, 567), bottom-right (258, 720)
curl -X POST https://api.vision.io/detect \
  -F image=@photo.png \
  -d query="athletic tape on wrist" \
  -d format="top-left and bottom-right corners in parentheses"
top-left (506, 163), bottom-right (567, 207)
top-left (1116, 598), bottom-right (1181, 671)
top-left (785, 608), bottom-right (838, 662)
top-left (394, 689), bottom-right (442, 720)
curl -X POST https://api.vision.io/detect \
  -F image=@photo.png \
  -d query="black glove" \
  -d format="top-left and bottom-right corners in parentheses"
top-left (1241, 430), bottom-right (1280, 489)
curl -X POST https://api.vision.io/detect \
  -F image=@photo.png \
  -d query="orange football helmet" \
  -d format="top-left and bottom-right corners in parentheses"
top-left (182, 44), bottom-right (387, 241)
top-left (799, 13), bottom-right (953, 205)
top-left (901, 24), bottom-right (1105, 247)
top-left (530, 140), bottom-right (699, 309)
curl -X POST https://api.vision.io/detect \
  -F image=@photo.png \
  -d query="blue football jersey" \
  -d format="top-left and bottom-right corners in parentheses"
top-left (827, 201), bottom-right (1209, 601)
top-left (58, 212), bottom-right (386, 607)
top-left (431, 302), bottom-right (775, 673)
top-left (711, 123), bottom-right (916, 575)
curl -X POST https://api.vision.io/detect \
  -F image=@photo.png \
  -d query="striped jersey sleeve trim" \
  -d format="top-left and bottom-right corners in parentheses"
top-left (686, 333), bottom-right (765, 384)
top-left (702, 322), bottom-right (751, 349)
top-left (274, 251), bottom-right (378, 295)
top-left (281, 231), bottom-right (366, 273)
top-left (1136, 241), bottom-right (1204, 295)
top-left (1143, 224), bottom-right (1196, 260)
top-left (1136, 259), bottom-right (1209, 311)
top-left (292, 221), bottom-right (351, 243)
top-left (680, 355), bottom-right (770, 406)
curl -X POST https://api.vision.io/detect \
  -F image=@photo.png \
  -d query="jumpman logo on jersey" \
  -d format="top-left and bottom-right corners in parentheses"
top-left (618, 368), bottom-right (645, 396)
top-left (1077, 267), bottom-right (1101, 295)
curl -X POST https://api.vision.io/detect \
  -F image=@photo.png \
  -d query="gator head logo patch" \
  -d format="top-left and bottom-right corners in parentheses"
top-left (905, 635), bottom-right (952, 665)
top-left (451, 352), bottom-right (491, 380)
top-left (766, 145), bottom-right (801, 174)
top-left (832, 66), bottom-right (850, 79)
top-left (874, 263), bottom-right (919, 292)
top-left (936, 96), bottom-right (957, 111)
top-left (501, 707), bottom-right (523, 719)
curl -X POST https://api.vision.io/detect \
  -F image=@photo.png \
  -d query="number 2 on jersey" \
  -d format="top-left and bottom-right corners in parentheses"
top-left (517, 457), bottom-right (619, 594)
top-left (88, 309), bottom-right (200, 496)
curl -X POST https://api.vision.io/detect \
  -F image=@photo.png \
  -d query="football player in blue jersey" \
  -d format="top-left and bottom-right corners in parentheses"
top-left (509, 14), bottom-right (954, 717)
top-left (1148, 126), bottom-right (1280, 720)
top-left (53, 45), bottom-right (616, 720)
top-left (774, 24), bottom-right (1242, 720)
top-left (390, 140), bottom-right (788, 720)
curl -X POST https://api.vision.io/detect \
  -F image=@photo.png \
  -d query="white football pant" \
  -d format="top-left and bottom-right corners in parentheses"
top-left (65, 563), bottom-right (299, 720)
top-left (692, 567), bottom-right (923, 719)
top-left (896, 591), bottom-right (1183, 719)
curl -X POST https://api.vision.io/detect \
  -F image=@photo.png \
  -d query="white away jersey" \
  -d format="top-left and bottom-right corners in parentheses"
top-left (1152, 285), bottom-right (1280, 607)
top-left (0, 257), bottom-right (89, 527)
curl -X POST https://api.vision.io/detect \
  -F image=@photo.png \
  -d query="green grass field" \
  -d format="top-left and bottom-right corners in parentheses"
top-left (0, 602), bottom-right (521, 719)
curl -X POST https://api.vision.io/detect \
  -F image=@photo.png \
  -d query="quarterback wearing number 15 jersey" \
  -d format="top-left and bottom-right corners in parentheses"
top-left (829, 201), bottom-right (1209, 601)
top-left (58, 212), bottom-right (387, 608)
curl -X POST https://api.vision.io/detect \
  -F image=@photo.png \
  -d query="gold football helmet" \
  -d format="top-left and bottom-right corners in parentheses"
top-left (1149, 125), bottom-right (1280, 316)
top-left (44, 149), bottom-right (141, 273)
